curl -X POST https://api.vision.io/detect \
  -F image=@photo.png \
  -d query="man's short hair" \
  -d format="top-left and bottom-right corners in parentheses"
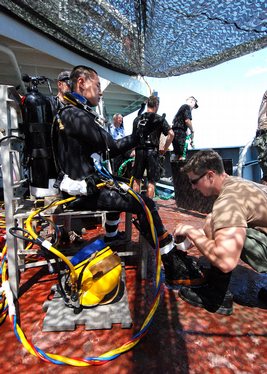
top-left (187, 96), bottom-right (199, 109)
top-left (57, 70), bottom-right (71, 82)
top-left (147, 95), bottom-right (159, 109)
top-left (70, 65), bottom-right (98, 89)
top-left (113, 113), bottom-right (123, 120)
top-left (182, 149), bottom-right (224, 175)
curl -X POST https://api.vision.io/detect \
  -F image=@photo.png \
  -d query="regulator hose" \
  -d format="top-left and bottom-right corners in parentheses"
top-left (2, 182), bottom-right (163, 366)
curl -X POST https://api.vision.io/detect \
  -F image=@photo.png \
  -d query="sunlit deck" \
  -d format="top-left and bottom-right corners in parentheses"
top-left (0, 199), bottom-right (266, 373)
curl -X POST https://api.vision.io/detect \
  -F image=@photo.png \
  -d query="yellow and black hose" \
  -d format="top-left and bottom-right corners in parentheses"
top-left (2, 182), bottom-right (163, 366)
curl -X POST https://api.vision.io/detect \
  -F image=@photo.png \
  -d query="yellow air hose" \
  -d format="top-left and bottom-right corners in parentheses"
top-left (3, 182), bottom-right (163, 366)
top-left (24, 196), bottom-right (78, 288)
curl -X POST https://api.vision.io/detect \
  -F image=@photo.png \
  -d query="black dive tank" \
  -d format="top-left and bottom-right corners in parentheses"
top-left (21, 88), bottom-right (58, 197)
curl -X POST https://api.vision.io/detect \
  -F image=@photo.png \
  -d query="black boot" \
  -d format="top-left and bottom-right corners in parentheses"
top-left (258, 287), bottom-right (267, 303)
top-left (161, 246), bottom-right (205, 287)
top-left (178, 266), bottom-right (233, 315)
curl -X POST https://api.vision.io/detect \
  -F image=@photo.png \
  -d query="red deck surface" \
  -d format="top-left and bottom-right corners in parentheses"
top-left (0, 199), bottom-right (267, 373)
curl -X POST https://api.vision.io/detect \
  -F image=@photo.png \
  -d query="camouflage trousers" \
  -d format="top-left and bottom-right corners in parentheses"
top-left (253, 132), bottom-right (267, 179)
top-left (241, 228), bottom-right (267, 273)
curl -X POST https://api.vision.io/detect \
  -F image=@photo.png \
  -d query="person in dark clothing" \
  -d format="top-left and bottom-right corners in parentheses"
top-left (132, 96), bottom-right (174, 198)
top-left (53, 65), bottom-right (203, 285)
top-left (253, 89), bottom-right (267, 184)
top-left (50, 70), bottom-right (72, 115)
top-left (172, 96), bottom-right (198, 161)
top-left (48, 70), bottom-right (73, 240)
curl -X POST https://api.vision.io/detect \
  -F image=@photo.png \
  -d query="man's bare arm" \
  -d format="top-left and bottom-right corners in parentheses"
top-left (162, 129), bottom-right (174, 153)
top-left (173, 224), bottom-right (246, 273)
top-left (185, 118), bottom-right (194, 133)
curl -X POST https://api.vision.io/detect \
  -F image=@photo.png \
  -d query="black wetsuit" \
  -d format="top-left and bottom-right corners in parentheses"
top-left (54, 94), bottom-right (168, 239)
top-left (172, 104), bottom-right (192, 157)
top-left (132, 112), bottom-right (171, 182)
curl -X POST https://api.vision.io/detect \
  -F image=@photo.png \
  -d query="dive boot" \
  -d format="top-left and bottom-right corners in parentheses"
top-left (104, 231), bottom-right (126, 244)
top-left (178, 267), bottom-right (233, 315)
top-left (161, 247), bottom-right (205, 287)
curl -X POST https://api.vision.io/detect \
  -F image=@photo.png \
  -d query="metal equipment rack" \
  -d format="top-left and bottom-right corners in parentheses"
top-left (0, 85), bottom-right (133, 298)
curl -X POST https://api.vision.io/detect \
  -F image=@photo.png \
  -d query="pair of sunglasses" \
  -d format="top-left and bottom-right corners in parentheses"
top-left (189, 172), bottom-right (207, 185)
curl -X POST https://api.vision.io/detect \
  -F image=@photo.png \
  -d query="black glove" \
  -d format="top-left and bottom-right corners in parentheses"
top-left (85, 175), bottom-right (99, 195)
top-left (137, 102), bottom-right (146, 116)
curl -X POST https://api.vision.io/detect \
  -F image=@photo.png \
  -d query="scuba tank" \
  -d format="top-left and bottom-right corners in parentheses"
top-left (20, 75), bottom-right (58, 197)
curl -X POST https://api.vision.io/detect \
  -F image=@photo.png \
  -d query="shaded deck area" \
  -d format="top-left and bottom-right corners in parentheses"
top-left (0, 199), bottom-right (267, 373)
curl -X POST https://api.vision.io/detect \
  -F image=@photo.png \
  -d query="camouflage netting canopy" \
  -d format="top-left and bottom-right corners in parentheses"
top-left (0, 0), bottom-right (266, 77)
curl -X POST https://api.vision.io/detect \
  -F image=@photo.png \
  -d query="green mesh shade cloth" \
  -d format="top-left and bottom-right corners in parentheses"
top-left (0, 0), bottom-right (266, 77)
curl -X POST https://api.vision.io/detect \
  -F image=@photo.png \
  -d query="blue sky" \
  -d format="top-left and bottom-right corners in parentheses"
top-left (124, 47), bottom-right (267, 149)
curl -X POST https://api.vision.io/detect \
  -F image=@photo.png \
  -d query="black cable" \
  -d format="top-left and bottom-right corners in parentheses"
top-left (0, 135), bottom-right (24, 145)
top-left (9, 227), bottom-right (37, 245)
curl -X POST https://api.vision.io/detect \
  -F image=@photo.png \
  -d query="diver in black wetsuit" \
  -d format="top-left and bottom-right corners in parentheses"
top-left (53, 65), bottom-right (203, 286)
